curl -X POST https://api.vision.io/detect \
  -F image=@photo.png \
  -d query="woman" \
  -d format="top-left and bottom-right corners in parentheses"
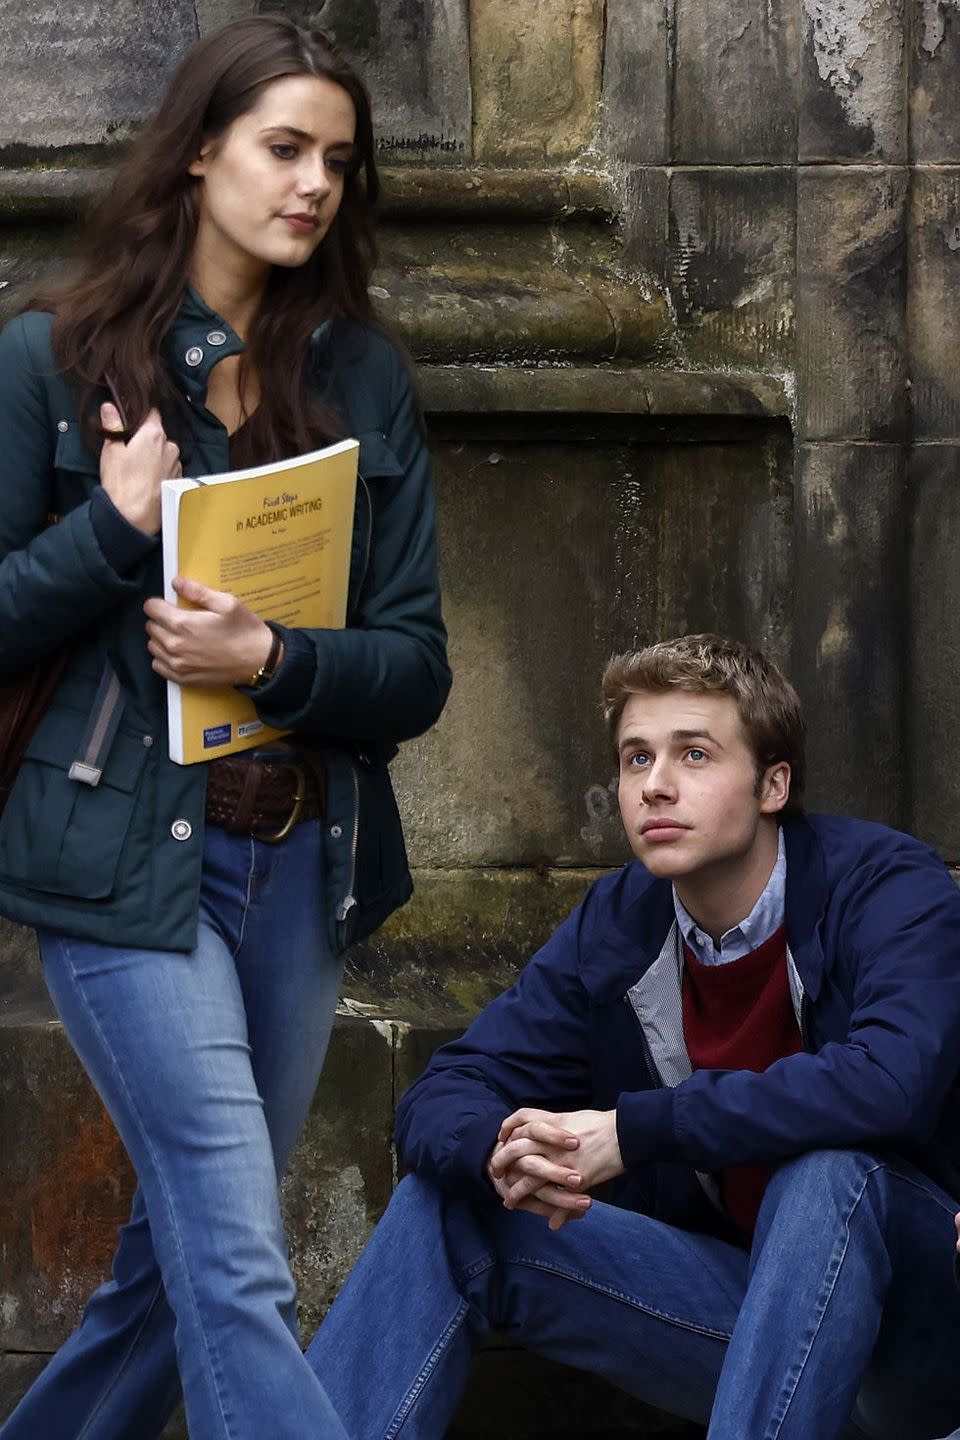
top-left (0, 16), bottom-right (449, 1440)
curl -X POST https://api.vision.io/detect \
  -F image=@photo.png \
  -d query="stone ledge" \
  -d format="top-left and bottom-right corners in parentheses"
top-left (419, 364), bottom-right (791, 417)
top-left (0, 166), bottom-right (617, 224)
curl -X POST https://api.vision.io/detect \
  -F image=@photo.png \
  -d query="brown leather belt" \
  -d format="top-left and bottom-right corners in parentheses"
top-left (205, 755), bottom-right (325, 843)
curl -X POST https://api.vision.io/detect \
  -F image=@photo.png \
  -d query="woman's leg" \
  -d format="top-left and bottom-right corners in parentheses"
top-left (1, 821), bottom-right (347, 1440)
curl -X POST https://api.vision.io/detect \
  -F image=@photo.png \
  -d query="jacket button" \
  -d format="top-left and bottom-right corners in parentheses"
top-left (57, 419), bottom-right (69, 433)
top-left (329, 824), bottom-right (342, 839)
top-left (206, 330), bottom-right (227, 346)
top-left (142, 735), bottom-right (154, 748)
top-left (171, 819), bottom-right (192, 841)
top-left (185, 346), bottom-right (204, 367)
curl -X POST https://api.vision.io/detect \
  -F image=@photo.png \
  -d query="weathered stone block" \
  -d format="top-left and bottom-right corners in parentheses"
top-left (600, 0), bottom-right (671, 164)
top-left (393, 415), bottom-right (794, 867)
top-left (908, 167), bottom-right (960, 439)
top-left (666, 168), bottom-right (795, 370)
top-left (470, 0), bottom-right (604, 163)
top-left (618, 167), bottom-right (671, 288)
top-left (799, 0), bottom-right (906, 161)
top-left (0, 226), bottom-right (67, 325)
top-left (674, 0), bottom-right (798, 163)
top-left (347, 869), bottom-right (596, 1023)
top-left (196, 0), bottom-right (255, 32)
top-left (0, 1013), bottom-right (393, 1350)
top-left (793, 442), bottom-right (906, 825)
top-left (796, 166), bottom-right (907, 440)
top-left (0, 1018), bottom-right (137, 1351)
top-left (908, 443), bottom-right (960, 857)
top-left (911, 0), bottom-right (960, 160)
top-left (0, 3), bottom-right (196, 158)
top-left (280, 1015), bottom-right (394, 1335)
top-left (258, 0), bottom-right (472, 165)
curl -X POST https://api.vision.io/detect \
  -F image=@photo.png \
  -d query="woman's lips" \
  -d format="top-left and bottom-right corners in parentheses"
top-left (281, 213), bottom-right (320, 233)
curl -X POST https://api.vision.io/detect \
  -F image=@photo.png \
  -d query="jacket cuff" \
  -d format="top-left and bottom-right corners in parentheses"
top-left (450, 1111), bottom-right (509, 1195)
top-left (616, 1089), bottom-right (679, 1169)
top-left (237, 624), bottom-right (317, 715)
top-left (90, 487), bottom-right (158, 575)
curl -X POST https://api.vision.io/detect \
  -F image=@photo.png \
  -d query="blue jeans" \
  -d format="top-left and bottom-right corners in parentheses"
top-left (1, 821), bottom-right (349, 1440)
top-left (306, 1151), bottom-right (960, 1440)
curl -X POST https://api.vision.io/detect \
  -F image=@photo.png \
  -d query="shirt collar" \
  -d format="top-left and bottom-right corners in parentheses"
top-left (673, 827), bottom-right (787, 964)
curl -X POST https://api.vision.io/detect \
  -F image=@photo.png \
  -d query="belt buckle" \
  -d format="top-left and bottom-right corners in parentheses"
top-left (254, 766), bottom-right (306, 844)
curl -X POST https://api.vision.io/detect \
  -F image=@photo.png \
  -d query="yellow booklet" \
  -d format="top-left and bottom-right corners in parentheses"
top-left (160, 438), bottom-right (359, 764)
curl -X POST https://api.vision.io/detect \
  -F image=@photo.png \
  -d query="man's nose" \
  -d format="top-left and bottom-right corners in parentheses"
top-left (641, 760), bottom-right (677, 802)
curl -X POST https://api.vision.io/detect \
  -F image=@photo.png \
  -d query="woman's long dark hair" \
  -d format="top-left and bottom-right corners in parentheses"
top-left (30, 16), bottom-right (379, 464)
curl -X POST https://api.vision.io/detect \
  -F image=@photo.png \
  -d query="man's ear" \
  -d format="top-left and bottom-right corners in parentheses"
top-left (759, 761), bottom-right (790, 815)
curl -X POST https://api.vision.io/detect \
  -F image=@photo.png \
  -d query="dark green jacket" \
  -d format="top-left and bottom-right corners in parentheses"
top-left (0, 292), bottom-right (451, 952)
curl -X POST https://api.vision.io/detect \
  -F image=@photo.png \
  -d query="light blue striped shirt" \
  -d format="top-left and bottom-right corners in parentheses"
top-left (673, 828), bottom-right (787, 966)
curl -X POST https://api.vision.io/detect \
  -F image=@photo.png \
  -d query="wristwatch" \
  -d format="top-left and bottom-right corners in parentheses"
top-left (248, 625), bottom-right (284, 689)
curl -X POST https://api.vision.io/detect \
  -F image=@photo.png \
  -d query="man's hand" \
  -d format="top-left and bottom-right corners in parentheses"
top-left (486, 1116), bottom-right (590, 1231)
top-left (486, 1107), bottom-right (625, 1232)
top-left (144, 576), bottom-right (276, 687)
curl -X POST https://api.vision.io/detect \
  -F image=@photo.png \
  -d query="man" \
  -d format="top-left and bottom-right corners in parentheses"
top-left (307, 635), bottom-right (960, 1439)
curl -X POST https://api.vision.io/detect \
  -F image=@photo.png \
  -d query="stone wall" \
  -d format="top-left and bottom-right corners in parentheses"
top-left (2, 3), bottom-right (960, 1433)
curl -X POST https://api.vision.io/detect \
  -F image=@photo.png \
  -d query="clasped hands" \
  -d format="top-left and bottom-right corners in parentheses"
top-left (485, 1107), bottom-right (624, 1232)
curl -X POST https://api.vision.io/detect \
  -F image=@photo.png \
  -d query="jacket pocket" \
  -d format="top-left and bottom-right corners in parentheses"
top-left (340, 744), bottom-right (410, 947)
top-left (0, 703), bottom-right (149, 899)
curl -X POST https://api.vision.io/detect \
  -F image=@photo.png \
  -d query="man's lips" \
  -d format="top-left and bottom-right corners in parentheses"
top-left (281, 213), bottom-right (320, 233)
top-left (640, 819), bottom-right (690, 840)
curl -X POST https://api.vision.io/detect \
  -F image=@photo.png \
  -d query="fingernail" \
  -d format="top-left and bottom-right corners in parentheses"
top-left (566, 1174), bottom-right (581, 1186)
top-left (565, 1138), bottom-right (578, 1148)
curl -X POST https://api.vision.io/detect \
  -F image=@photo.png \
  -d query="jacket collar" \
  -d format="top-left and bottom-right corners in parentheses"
top-left (163, 286), bottom-right (246, 405)
top-left (587, 815), bottom-right (829, 1004)
top-left (781, 815), bottom-right (828, 1001)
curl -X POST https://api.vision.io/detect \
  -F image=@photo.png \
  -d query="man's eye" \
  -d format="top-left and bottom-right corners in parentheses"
top-left (687, 748), bottom-right (707, 762)
top-left (628, 753), bottom-right (650, 768)
top-left (270, 143), bottom-right (298, 160)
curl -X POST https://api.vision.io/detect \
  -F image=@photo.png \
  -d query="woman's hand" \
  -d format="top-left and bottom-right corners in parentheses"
top-left (99, 403), bottom-right (181, 536)
top-left (144, 576), bottom-right (277, 686)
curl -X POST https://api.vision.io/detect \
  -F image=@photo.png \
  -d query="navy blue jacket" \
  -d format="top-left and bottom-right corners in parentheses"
top-left (396, 814), bottom-right (960, 1225)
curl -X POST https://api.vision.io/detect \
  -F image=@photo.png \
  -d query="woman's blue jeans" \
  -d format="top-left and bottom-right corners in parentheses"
top-left (1, 820), bottom-right (349, 1440)
top-left (306, 1151), bottom-right (960, 1440)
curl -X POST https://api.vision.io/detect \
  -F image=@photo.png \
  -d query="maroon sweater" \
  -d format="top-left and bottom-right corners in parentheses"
top-left (681, 924), bottom-right (801, 1240)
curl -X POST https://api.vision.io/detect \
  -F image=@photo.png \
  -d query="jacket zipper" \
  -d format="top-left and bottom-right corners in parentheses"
top-left (335, 760), bottom-right (360, 925)
top-left (357, 476), bottom-right (372, 597)
top-left (335, 477), bottom-right (371, 926)
top-left (623, 995), bottom-right (663, 1090)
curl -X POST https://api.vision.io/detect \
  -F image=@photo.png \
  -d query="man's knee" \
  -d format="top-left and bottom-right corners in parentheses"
top-left (758, 1148), bottom-right (888, 1229)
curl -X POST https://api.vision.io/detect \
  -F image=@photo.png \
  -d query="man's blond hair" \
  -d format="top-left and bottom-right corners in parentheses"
top-left (601, 634), bottom-right (806, 817)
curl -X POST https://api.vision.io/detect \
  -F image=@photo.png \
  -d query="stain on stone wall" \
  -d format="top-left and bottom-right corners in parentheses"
top-left (800, 0), bottom-right (905, 158)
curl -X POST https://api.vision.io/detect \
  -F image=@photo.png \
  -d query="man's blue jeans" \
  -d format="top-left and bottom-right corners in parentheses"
top-left (306, 1151), bottom-right (960, 1440)
top-left (1, 821), bottom-right (349, 1440)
